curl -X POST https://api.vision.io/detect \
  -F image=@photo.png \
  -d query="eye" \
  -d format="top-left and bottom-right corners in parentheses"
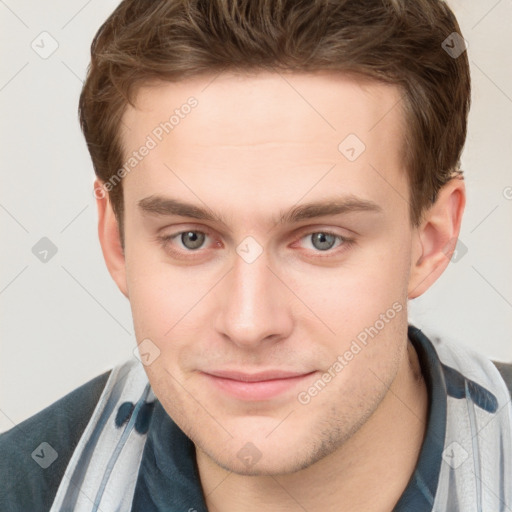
top-left (159, 230), bottom-right (210, 252)
top-left (178, 231), bottom-right (207, 250)
top-left (298, 231), bottom-right (351, 254)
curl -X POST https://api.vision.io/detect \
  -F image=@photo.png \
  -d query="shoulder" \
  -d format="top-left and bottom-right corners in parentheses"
top-left (492, 360), bottom-right (512, 398)
top-left (0, 370), bottom-right (111, 511)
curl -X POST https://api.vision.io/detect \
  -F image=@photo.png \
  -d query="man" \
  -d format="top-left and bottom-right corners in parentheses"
top-left (1, 0), bottom-right (511, 511)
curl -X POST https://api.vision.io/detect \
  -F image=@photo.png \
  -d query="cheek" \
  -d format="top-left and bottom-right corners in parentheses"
top-left (124, 228), bottom-right (195, 328)
top-left (124, 242), bottom-right (220, 381)
top-left (124, 239), bottom-right (182, 347)
top-left (292, 241), bottom-right (410, 336)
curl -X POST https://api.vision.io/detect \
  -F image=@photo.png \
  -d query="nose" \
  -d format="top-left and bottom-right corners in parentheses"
top-left (213, 245), bottom-right (293, 350)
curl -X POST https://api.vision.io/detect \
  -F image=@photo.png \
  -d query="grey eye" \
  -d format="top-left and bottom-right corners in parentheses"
top-left (181, 231), bottom-right (206, 250)
top-left (310, 233), bottom-right (337, 251)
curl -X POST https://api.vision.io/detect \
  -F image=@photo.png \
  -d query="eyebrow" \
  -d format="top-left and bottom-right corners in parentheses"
top-left (138, 195), bottom-right (382, 226)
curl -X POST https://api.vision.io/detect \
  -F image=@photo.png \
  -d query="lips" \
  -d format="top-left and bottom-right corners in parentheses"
top-left (201, 369), bottom-right (316, 401)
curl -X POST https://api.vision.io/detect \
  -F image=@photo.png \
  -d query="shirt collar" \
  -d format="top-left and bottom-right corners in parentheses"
top-left (392, 325), bottom-right (447, 511)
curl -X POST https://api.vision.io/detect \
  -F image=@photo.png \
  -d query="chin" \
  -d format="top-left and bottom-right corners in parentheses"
top-left (198, 431), bottom-right (340, 477)
top-left (209, 450), bottom-right (309, 477)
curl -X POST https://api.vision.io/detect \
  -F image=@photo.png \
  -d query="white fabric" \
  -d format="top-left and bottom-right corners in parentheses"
top-left (50, 359), bottom-right (154, 511)
top-left (431, 336), bottom-right (512, 511)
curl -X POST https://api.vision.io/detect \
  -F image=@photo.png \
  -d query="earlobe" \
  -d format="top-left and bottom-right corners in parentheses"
top-left (95, 180), bottom-right (129, 298)
top-left (408, 177), bottom-right (466, 299)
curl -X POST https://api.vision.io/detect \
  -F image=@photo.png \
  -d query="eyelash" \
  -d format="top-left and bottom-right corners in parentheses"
top-left (157, 228), bottom-right (354, 259)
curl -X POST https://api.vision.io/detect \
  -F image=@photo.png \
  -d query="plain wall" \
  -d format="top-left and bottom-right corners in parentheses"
top-left (1, 0), bottom-right (511, 433)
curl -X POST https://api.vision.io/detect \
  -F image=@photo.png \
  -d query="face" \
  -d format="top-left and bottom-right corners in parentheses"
top-left (116, 71), bottom-right (416, 475)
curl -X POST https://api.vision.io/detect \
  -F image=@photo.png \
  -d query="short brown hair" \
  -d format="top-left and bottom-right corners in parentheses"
top-left (79, 0), bottom-right (470, 238)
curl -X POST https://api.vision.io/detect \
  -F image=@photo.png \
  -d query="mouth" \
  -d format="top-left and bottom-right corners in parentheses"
top-left (200, 369), bottom-right (317, 401)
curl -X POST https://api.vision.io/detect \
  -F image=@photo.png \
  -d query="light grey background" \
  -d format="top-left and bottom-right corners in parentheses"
top-left (1, 0), bottom-right (511, 433)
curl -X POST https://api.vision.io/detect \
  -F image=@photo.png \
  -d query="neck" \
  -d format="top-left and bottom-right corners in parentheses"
top-left (196, 340), bottom-right (428, 512)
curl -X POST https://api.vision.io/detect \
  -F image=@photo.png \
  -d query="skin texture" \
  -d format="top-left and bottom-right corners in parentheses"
top-left (96, 71), bottom-right (465, 511)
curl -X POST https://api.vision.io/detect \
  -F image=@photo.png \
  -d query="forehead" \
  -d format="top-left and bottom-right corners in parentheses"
top-left (122, 71), bottom-right (404, 145)
top-left (119, 71), bottom-right (408, 223)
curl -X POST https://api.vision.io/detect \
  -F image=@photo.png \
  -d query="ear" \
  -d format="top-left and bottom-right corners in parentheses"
top-left (408, 177), bottom-right (466, 299)
top-left (95, 180), bottom-right (129, 298)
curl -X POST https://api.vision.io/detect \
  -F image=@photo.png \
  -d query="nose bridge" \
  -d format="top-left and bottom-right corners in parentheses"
top-left (214, 243), bottom-right (291, 347)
